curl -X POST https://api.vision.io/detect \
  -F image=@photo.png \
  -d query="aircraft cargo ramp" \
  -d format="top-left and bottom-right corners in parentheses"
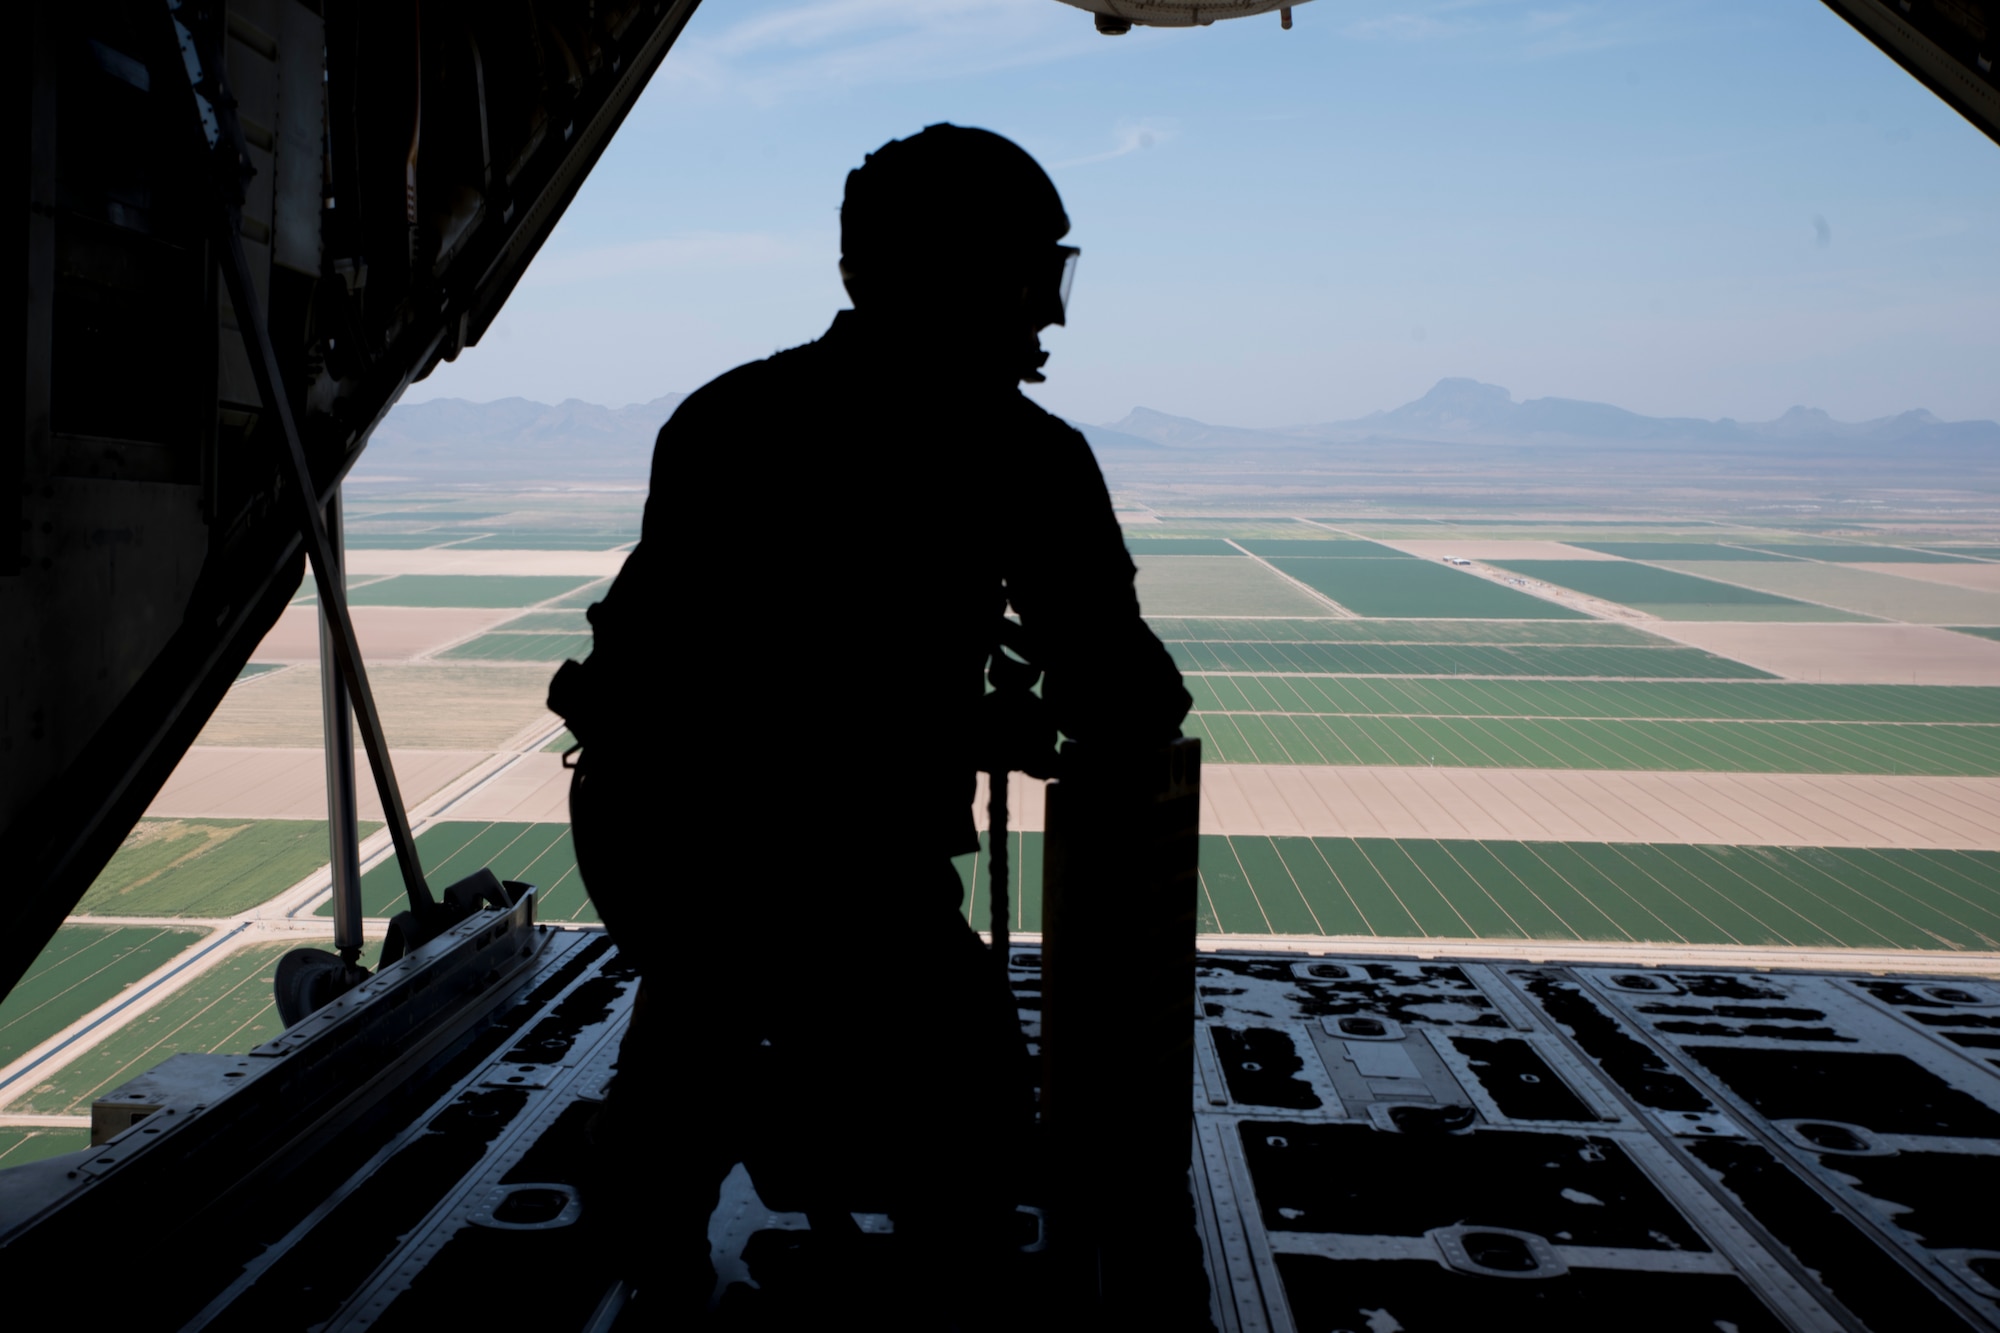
top-left (7, 911), bottom-right (2000, 1328)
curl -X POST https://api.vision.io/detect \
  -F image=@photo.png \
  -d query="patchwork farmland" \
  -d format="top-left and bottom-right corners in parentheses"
top-left (15, 494), bottom-right (2000, 1165)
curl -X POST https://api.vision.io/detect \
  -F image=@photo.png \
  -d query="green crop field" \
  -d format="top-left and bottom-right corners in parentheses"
top-left (955, 831), bottom-right (1046, 933)
top-left (1122, 537), bottom-right (1242, 555)
top-left (1185, 712), bottom-right (2000, 773)
top-left (1571, 543), bottom-right (1801, 561)
top-left (355, 508), bottom-right (508, 523)
top-left (1951, 627), bottom-right (2000, 642)
top-left (76, 819), bottom-right (382, 918)
top-left (501, 610), bottom-right (593, 632)
top-left (547, 579), bottom-right (614, 609)
top-left (1237, 539), bottom-right (1412, 558)
top-left (542, 729), bottom-right (577, 753)
top-left (1195, 835), bottom-right (2000, 951)
top-left (1745, 544), bottom-right (1978, 563)
top-left (0, 926), bottom-right (207, 1066)
top-left (1496, 556), bottom-right (1832, 616)
top-left (1186, 677), bottom-right (2000, 724)
top-left (1139, 519), bottom-right (1337, 540)
top-left (1134, 556), bottom-right (1333, 616)
top-left (0, 1126), bottom-right (90, 1168)
top-left (338, 533), bottom-right (463, 549)
top-left (329, 821), bottom-right (594, 923)
top-left (236, 663), bottom-right (284, 681)
top-left (1930, 547), bottom-right (2000, 561)
top-left (9, 943), bottom-right (302, 1115)
top-left (1656, 561), bottom-right (2000, 624)
top-left (1166, 641), bottom-right (1764, 678)
top-left (1148, 618), bottom-right (1666, 645)
top-left (453, 533), bottom-right (637, 549)
top-left (341, 575), bottom-right (598, 608)
top-left (1266, 558), bottom-right (1586, 619)
top-left (439, 632), bottom-right (593, 662)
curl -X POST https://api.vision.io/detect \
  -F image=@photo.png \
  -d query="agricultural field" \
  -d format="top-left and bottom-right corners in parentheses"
top-left (1266, 557), bottom-right (1585, 619)
top-left (1187, 712), bottom-right (2000, 774)
top-left (1656, 561), bottom-right (2000, 624)
top-left (441, 631), bottom-right (594, 662)
top-left (0, 1125), bottom-right (89, 1168)
top-left (1185, 677), bottom-right (2000, 723)
top-left (1194, 835), bottom-right (2000, 951)
top-left (956, 831), bottom-right (1046, 934)
top-left (1120, 537), bottom-right (1242, 554)
top-left (1569, 542), bottom-right (1803, 561)
top-left (341, 574), bottom-right (598, 608)
top-left (1236, 539), bottom-right (1412, 558)
top-left (195, 663), bottom-right (556, 749)
top-left (0, 926), bottom-right (207, 1066)
top-left (330, 821), bottom-right (594, 923)
top-left (1491, 559), bottom-right (1845, 620)
top-left (1166, 641), bottom-right (1764, 678)
top-left (1148, 617), bottom-right (1662, 645)
top-left (75, 819), bottom-right (382, 918)
top-left (25, 499), bottom-right (2000, 1178)
top-left (1748, 543), bottom-right (1982, 563)
top-left (548, 579), bottom-right (615, 608)
top-left (1132, 556), bottom-right (1333, 616)
top-left (6, 943), bottom-right (348, 1116)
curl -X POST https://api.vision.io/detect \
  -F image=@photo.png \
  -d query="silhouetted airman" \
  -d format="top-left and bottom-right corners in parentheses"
top-left (551, 123), bottom-right (1190, 1324)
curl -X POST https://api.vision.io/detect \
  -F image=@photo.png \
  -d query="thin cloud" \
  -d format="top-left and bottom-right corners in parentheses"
top-left (660, 0), bottom-right (1106, 105)
top-left (1055, 120), bottom-right (1179, 169)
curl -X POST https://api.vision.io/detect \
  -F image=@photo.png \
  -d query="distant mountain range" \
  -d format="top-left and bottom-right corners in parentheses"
top-left (1096, 378), bottom-right (2000, 454)
top-left (354, 394), bottom-right (687, 481)
top-left (352, 378), bottom-right (2000, 483)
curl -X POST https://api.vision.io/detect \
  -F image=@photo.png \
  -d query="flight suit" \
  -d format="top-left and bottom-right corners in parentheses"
top-left (559, 306), bottom-right (1191, 1306)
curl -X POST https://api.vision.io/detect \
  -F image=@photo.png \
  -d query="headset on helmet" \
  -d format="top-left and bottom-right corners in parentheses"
top-left (841, 124), bottom-right (1080, 331)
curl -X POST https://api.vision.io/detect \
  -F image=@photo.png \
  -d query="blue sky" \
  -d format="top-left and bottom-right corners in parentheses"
top-left (410, 0), bottom-right (2000, 428)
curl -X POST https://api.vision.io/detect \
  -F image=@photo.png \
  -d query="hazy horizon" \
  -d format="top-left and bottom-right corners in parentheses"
top-left (405, 0), bottom-right (2000, 430)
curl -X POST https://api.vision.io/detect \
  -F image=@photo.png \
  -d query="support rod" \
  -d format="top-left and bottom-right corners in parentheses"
top-left (320, 491), bottom-right (364, 962)
top-left (988, 770), bottom-right (1010, 960)
top-left (165, 0), bottom-right (434, 910)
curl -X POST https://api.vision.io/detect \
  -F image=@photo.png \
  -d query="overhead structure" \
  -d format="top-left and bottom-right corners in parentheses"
top-left (1820, 0), bottom-right (2000, 149)
top-left (0, 0), bottom-right (700, 1004)
top-left (1057, 0), bottom-right (1309, 34)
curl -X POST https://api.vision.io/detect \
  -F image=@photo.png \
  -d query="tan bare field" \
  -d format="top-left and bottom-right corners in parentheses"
top-left (195, 664), bottom-right (557, 749)
top-left (1641, 621), bottom-right (2000, 684)
top-left (1197, 764), bottom-right (2000, 848)
top-left (444, 753), bottom-right (575, 822)
top-left (146, 748), bottom-right (487, 819)
top-left (1380, 539), bottom-right (1624, 561)
top-left (1847, 561), bottom-right (2000, 595)
top-left (251, 606), bottom-right (517, 662)
top-left (1656, 560), bottom-right (2000, 624)
top-left (1133, 555), bottom-right (1336, 617)
top-left (344, 549), bottom-right (628, 577)
top-left (963, 765), bottom-right (2000, 847)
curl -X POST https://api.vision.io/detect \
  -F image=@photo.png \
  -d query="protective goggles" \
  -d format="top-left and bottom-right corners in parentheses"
top-left (1049, 245), bottom-right (1081, 327)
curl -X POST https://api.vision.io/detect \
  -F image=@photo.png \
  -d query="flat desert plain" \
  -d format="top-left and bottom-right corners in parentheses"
top-left (252, 606), bottom-right (520, 662)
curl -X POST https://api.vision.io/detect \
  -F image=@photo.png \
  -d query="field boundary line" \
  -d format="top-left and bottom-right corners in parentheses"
top-left (1222, 539), bottom-right (1358, 617)
top-left (0, 924), bottom-right (248, 1100)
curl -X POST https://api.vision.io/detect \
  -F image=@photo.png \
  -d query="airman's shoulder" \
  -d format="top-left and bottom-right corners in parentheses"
top-left (1004, 391), bottom-right (1094, 456)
